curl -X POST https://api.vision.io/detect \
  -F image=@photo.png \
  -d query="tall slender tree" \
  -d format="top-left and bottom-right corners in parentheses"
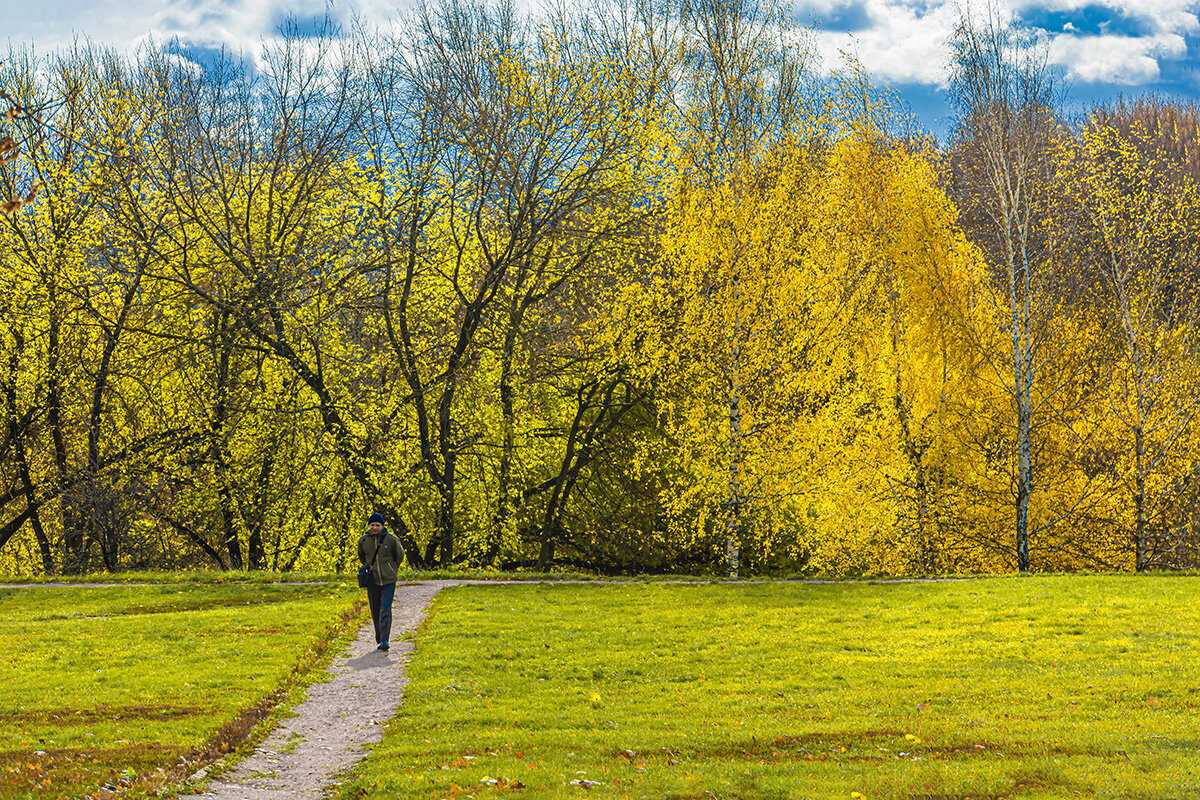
top-left (947, 3), bottom-right (1081, 571)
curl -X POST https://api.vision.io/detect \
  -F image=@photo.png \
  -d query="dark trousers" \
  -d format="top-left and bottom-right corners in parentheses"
top-left (366, 582), bottom-right (396, 645)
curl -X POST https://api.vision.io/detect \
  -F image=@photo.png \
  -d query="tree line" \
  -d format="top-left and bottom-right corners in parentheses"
top-left (0, 0), bottom-right (1197, 576)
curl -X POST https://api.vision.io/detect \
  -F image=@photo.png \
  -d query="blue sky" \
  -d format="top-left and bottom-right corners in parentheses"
top-left (7, 0), bottom-right (1200, 138)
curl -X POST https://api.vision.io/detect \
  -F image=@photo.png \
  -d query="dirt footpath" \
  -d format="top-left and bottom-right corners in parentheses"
top-left (195, 580), bottom-right (456, 800)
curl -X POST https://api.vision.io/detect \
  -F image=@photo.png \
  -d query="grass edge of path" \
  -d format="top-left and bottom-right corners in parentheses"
top-left (146, 597), bottom-right (368, 799)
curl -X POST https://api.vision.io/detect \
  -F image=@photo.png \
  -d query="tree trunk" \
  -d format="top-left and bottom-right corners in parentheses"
top-left (16, 446), bottom-right (53, 575)
top-left (492, 333), bottom-right (518, 566)
top-left (537, 527), bottom-right (556, 570)
top-left (440, 450), bottom-right (456, 566)
top-left (246, 445), bottom-right (276, 570)
top-left (1015, 390), bottom-right (1032, 573)
top-left (727, 270), bottom-right (742, 579)
top-left (82, 262), bottom-right (146, 574)
top-left (30, 509), bottom-right (53, 575)
top-left (47, 291), bottom-right (84, 572)
top-left (6, 359), bottom-right (53, 574)
top-left (537, 484), bottom-right (565, 571)
top-left (161, 516), bottom-right (227, 569)
top-left (211, 313), bottom-right (243, 570)
top-left (887, 270), bottom-right (936, 572)
top-left (1016, 233), bottom-right (1035, 573)
top-left (1134, 423), bottom-right (1147, 571)
top-left (247, 521), bottom-right (266, 570)
top-left (1131, 317), bottom-right (1149, 571)
top-left (727, 390), bottom-right (742, 579)
top-left (218, 486), bottom-right (243, 570)
top-left (1007, 218), bottom-right (1033, 574)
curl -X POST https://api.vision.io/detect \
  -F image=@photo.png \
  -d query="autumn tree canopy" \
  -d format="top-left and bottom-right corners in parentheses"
top-left (1, 3), bottom-right (1198, 576)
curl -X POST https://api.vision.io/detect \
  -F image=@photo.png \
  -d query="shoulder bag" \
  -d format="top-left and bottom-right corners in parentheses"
top-left (357, 536), bottom-right (383, 589)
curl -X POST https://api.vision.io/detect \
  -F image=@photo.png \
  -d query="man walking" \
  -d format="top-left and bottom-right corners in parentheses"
top-left (357, 512), bottom-right (405, 651)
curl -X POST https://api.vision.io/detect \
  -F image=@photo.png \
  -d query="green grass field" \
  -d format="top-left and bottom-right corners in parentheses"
top-left (0, 580), bottom-right (361, 799)
top-left (336, 577), bottom-right (1200, 800)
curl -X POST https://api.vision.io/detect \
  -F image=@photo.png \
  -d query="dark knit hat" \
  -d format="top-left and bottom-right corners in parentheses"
top-left (368, 512), bottom-right (384, 525)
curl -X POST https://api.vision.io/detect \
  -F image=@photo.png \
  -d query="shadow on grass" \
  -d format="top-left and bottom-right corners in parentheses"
top-left (905, 770), bottom-right (1099, 800)
top-left (640, 730), bottom-right (1135, 765)
top-left (0, 702), bottom-right (214, 725)
top-left (33, 593), bottom-right (323, 621)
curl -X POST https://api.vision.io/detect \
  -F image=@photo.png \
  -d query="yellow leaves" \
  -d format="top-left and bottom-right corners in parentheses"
top-left (650, 101), bottom-right (1005, 573)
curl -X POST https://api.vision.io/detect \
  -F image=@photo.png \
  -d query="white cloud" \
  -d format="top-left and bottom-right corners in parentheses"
top-left (1008, 0), bottom-right (1200, 85)
top-left (139, 0), bottom-right (362, 67)
top-left (810, 0), bottom-right (959, 87)
top-left (1010, 0), bottom-right (1200, 37)
top-left (5, 0), bottom-right (417, 65)
top-left (6, 0), bottom-right (1200, 91)
top-left (1048, 32), bottom-right (1188, 83)
top-left (810, 0), bottom-right (1200, 89)
top-left (4, 0), bottom-right (172, 51)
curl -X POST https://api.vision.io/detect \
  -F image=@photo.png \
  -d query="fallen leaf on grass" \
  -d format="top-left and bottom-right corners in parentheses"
top-left (481, 776), bottom-right (526, 789)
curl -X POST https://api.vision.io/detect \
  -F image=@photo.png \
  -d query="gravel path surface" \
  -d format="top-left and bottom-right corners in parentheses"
top-left (194, 580), bottom-right (456, 800)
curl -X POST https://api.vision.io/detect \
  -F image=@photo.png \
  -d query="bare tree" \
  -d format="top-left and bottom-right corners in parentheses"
top-left (947, 2), bottom-right (1090, 571)
top-left (372, 0), bottom-right (653, 566)
top-left (0, 45), bottom-right (202, 573)
top-left (138, 28), bottom-right (433, 565)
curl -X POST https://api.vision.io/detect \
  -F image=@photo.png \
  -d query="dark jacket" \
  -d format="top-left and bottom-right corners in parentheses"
top-left (357, 529), bottom-right (405, 585)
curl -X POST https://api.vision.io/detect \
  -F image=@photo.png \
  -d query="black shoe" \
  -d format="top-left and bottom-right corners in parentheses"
top-left (377, 643), bottom-right (389, 651)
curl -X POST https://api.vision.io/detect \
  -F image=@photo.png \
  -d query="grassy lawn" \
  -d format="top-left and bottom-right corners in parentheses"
top-left (0, 569), bottom-right (607, 586)
top-left (0, 580), bottom-right (361, 799)
top-left (337, 577), bottom-right (1200, 800)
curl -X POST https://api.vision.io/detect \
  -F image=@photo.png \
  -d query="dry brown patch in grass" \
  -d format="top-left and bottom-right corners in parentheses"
top-left (0, 743), bottom-right (185, 797)
top-left (670, 730), bottom-right (908, 763)
top-left (0, 702), bottom-right (214, 725)
top-left (678, 731), bottom-right (1135, 766)
top-left (903, 772), bottom-right (1089, 800)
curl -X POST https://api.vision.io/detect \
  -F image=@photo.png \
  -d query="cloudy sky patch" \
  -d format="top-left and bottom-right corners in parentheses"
top-left (6, 0), bottom-right (1200, 131)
